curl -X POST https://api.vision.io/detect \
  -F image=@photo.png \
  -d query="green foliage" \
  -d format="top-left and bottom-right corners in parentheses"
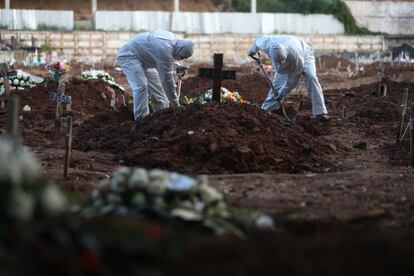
top-left (40, 43), bottom-right (55, 52)
top-left (36, 24), bottom-right (68, 31)
top-left (231, 0), bottom-right (373, 34)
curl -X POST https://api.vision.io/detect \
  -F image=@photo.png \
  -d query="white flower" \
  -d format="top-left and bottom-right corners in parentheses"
top-left (0, 141), bottom-right (41, 185)
top-left (128, 168), bottom-right (149, 189)
top-left (199, 184), bottom-right (223, 204)
top-left (166, 172), bottom-right (197, 192)
top-left (41, 185), bottom-right (68, 216)
top-left (171, 208), bottom-right (203, 221)
top-left (22, 105), bottom-right (31, 112)
top-left (13, 79), bottom-right (19, 85)
top-left (9, 190), bottom-right (35, 222)
top-left (255, 215), bottom-right (275, 230)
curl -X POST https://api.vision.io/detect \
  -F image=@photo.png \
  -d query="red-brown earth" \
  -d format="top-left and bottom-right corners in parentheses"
top-left (4, 62), bottom-right (414, 274)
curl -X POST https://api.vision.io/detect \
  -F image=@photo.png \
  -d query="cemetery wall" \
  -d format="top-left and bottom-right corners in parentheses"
top-left (0, 31), bottom-right (386, 64)
top-left (345, 0), bottom-right (414, 35)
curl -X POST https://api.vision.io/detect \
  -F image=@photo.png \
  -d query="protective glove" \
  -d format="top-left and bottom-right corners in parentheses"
top-left (247, 44), bottom-right (259, 57)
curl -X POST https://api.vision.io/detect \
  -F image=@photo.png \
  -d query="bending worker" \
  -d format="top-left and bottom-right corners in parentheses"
top-left (248, 35), bottom-right (329, 120)
top-left (117, 30), bottom-right (195, 119)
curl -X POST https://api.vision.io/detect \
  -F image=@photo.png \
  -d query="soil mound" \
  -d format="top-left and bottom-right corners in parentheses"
top-left (182, 72), bottom-right (269, 104)
top-left (17, 79), bottom-right (129, 147)
top-left (326, 80), bottom-right (414, 125)
top-left (74, 103), bottom-right (336, 174)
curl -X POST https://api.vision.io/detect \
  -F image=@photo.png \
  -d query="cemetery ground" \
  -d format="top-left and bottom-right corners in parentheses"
top-left (6, 57), bottom-right (414, 274)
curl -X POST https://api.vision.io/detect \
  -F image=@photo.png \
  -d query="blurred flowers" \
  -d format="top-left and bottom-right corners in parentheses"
top-left (47, 61), bottom-right (70, 83)
top-left (0, 71), bottom-right (39, 95)
top-left (80, 70), bottom-right (125, 92)
top-left (191, 87), bottom-right (248, 105)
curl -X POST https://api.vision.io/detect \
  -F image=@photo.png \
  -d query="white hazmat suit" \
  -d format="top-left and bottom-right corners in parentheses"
top-left (248, 35), bottom-right (328, 116)
top-left (117, 30), bottom-right (195, 119)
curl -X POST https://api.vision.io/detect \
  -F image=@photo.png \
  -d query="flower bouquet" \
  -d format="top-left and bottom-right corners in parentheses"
top-left (80, 70), bottom-right (125, 92)
top-left (46, 61), bottom-right (70, 83)
top-left (192, 87), bottom-right (248, 105)
top-left (0, 71), bottom-right (39, 95)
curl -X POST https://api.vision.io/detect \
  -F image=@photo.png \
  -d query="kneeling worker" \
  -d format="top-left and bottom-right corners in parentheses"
top-left (117, 30), bottom-right (195, 120)
top-left (248, 35), bottom-right (329, 120)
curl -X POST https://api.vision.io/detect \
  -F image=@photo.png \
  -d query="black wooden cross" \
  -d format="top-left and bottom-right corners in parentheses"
top-left (198, 53), bottom-right (236, 102)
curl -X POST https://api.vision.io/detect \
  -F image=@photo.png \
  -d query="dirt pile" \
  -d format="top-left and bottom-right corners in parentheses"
top-left (17, 79), bottom-right (129, 147)
top-left (325, 80), bottom-right (414, 125)
top-left (182, 72), bottom-right (270, 104)
top-left (74, 103), bottom-right (336, 174)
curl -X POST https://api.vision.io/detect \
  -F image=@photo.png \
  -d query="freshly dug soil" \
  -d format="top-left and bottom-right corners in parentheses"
top-left (325, 79), bottom-right (414, 125)
top-left (74, 103), bottom-right (336, 174)
top-left (181, 72), bottom-right (270, 104)
top-left (17, 78), bottom-right (130, 147)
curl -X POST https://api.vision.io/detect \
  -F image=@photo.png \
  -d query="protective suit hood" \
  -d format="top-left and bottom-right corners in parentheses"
top-left (173, 39), bottom-right (195, 60)
top-left (270, 45), bottom-right (288, 64)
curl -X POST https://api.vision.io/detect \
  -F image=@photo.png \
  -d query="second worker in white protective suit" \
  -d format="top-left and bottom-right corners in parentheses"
top-left (117, 30), bottom-right (195, 120)
top-left (248, 35), bottom-right (329, 120)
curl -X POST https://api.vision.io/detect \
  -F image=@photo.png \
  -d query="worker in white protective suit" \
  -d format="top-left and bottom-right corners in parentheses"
top-left (117, 30), bottom-right (195, 119)
top-left (248, 35), bottom-right (329, 120)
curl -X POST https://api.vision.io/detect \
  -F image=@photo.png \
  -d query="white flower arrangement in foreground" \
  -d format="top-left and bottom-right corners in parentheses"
top-left (84, 167), bottom-right (274, 235)
top-left (0, 138), bottom-right (68, 222)
top-left (80, 70), bottom-right (125, 92)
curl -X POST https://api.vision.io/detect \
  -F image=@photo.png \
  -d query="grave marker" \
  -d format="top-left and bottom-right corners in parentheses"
top-left (411, 103), bottom-right (414, 167)
top-left (53, 82), bottom-right (66, 138)
top-left (110, 91), bottom-right (116, 110)
top-left (396, 88), bottom-right (409, 144)
top-left (377, 84), bottom-right (387, 97)
top-left (64, 116), bottom-right (73, 178)
top-left (6, 95), bottom-right (21, 150)
top-left (0, 63), bottom-right (12, 97)
top-left (198, 54), bottom-right (236, 102)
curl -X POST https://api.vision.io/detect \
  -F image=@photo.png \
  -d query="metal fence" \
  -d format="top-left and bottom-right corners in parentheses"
top-left (0, 9), bottom-right (74, 30)
top-left (95, 11), bottom-right (345, 34)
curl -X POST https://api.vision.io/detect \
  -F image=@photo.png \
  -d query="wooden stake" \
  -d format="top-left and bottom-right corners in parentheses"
top-left (110, 92), bottom-right (116, 110)
top-left (378, 84), bottom-right (387, 97)
top-left (396, 88), bottom-right (409, 144)
top-left (411, 104), bottom-right (414, 167)
top-left (1, 63), bottom-right (11, 96)
top-left (7, 95), bottom-right (20, 150)
top-left (65, 96), bottom-right (72, 113)
top-left (64, 116), bottom-right (73, 178)
top-left (54, 82), bottom-right (65, 138)
top-left (121, 95), bottom-right (126, 106)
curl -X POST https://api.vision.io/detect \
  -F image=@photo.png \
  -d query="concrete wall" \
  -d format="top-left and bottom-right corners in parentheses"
top-left (95, 11), bottom-right (345, 35)
top-left (345, 1), bottom-right (414, 35)
top-left (0, 9), bottom-right (74, 30)
top-left (0, 31), bottom-right (386, 64)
